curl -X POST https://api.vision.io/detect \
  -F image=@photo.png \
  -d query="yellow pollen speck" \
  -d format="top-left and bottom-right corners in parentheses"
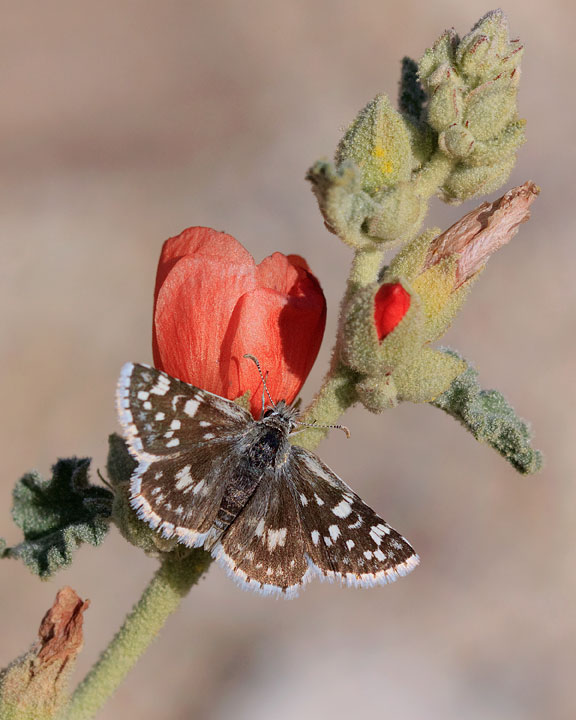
top-left (372, 144), bottom-right (394, 174)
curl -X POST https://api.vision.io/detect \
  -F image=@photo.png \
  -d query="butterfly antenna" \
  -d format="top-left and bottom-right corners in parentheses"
top-left (244, 354), bottom-right (276, 408)
top-left (295, 419), bottom-right (351, 439)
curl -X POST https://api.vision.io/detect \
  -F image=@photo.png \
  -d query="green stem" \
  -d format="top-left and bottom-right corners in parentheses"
top-left (348, 246), bottom-right (386, 292)
top-left (295, 246), bottom-right (387, 451)
top-left (61, 550), bottom-right (211, 720)
top-left (294, 364), bottom-right (359, 451)
top-left (413, 150), bottom-right (453, 198)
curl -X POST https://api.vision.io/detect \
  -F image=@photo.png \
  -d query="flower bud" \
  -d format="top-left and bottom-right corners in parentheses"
top-left (425, 64), bottom-right (465, 132)
top-left (438, 123), bottom-right (475, 159)
top-left (456, 10), bottom-right (523, 85)
top-left (441, 155), bottom-right (516, 203)
top-left (418, 29), bottom-right (458, 85)
top-left (336, 94), bottom-right (414, 194)
top-left (374, 283), bottom-right (411, 339)
top-left (365, 182), bottom-right (428, 245)
top-left (464, 77), bottom-right (517, 142)
top-left (466, 119), bottom-right (525, 167)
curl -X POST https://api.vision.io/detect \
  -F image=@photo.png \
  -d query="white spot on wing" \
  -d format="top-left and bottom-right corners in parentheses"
top-left (175, 465), bottom-right (193, 490)
top-left (267, 528), bottom-right (287, 551)
top-left (329, 525), bottom-right (340, 541)
top-left (170, 419), bottom-right (181, 430)
top-left (332, 500), bottom-right (353, 518)
top-left (370, 530), bottom-right (382, 545)
top-left (192, 478), bottom-right (205, 495)
top-left (150, 376), bottom-right (171, 395)
top-left (184, 398), bottom-right (200, 417)
top-left (311, 530), bottom-right (320, 545)
top-left (137, 390), bottom-right (149, 400)
top-left (166, 438), bottom-right (180, 447)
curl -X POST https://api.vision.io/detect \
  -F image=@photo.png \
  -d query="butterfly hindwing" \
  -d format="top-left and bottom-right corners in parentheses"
top-left (289, 446), bottom-right (419, 586)
top-left (130, 443), bottom-right (240, 546)
top-left (213, 467), bottom-right (309, 595)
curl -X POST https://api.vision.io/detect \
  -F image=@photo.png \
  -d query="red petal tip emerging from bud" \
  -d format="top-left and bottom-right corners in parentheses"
top-left (374, 283), bottom-right (411, 340)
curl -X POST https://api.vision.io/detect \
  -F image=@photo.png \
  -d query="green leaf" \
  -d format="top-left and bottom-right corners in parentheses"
top-left (432, 351), bottom-right (543, 474)
top-left (398, 57), bottom-right (427, 122)
top-left (107, 433), bottom-right (137, 488)
top-left (1, 457), bottom-right (113, 578)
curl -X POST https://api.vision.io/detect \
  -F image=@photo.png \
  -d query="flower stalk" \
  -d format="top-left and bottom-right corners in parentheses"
top-left (61, 550), bottom-right (211, 720)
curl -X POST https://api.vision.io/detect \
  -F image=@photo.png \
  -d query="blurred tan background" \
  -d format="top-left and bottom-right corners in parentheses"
top-left (1, 1), bottom-right (574, 718)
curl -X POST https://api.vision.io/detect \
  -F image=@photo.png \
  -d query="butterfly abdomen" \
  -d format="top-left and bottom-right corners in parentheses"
top-left (207, 426), bottom-right (288, 546)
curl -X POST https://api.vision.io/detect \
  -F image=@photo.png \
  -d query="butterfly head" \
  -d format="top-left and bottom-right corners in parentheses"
top-left (244, 354), bottom-right (350, 438)
top-left (260, 400), bottom-right (299, 433)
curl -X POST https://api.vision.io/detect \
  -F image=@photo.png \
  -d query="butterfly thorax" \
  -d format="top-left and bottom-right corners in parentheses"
top-left (207, 401), bottom-right (296, 547)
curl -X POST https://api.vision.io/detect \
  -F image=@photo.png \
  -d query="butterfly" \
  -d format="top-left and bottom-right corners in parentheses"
top-left (116, 361), bottom-right (419, 596)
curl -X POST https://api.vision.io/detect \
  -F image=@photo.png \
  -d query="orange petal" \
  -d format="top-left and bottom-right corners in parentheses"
top-left (223, 284), bottom-right (326, 417)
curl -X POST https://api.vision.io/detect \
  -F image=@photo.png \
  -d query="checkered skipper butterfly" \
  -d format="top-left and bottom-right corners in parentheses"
top-left (117, 361), bottom-right (419, 596)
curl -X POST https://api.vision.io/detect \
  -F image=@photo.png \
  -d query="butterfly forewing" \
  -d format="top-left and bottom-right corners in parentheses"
top-left (117, 363), bottom-right (252, 458)
top-left (117, 363), bottom-right (254, 545)
top-left (289, 446), bottom-right (419, 586)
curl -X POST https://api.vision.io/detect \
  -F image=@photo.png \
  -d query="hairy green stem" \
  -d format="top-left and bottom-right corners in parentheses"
top-left (295, 364), bottom-right (359, 450)
top-left (61, 550), bottom-right (211, 720)
top-left (348, 246), bottom-right (386, 292)
top-left (413, 150), bottom-right (453, 198)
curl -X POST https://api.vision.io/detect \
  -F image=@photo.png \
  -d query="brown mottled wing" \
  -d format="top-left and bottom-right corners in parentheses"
top-left (117, 363), bottom-right (252, 458)
top-left (116, 362), bottom-right (253, 547)
top-left (213, 467), bottom-right (309, 596)
top-left (289, 446), bottom-right (419, 587)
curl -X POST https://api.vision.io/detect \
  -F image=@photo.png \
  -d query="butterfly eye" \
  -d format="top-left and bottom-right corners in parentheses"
top-left (262, 408), bottom-right (275, 418)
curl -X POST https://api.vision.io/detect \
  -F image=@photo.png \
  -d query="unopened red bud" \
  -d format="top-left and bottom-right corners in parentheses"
top-left (374, 283), bottom-right (411, 340)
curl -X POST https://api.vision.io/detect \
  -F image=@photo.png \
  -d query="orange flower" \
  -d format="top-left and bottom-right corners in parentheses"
top-left (374, 283), bottom-right (411, 340)
top-left (152, 227), bottom-right (326, 417)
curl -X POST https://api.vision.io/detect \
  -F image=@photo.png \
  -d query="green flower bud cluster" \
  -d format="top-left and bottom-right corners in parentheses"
top-left (419, 10), bottom-right (525, 202)
top-left (333, 93), bottom-right (431, 247)
top-left (308, 97), bottom-right (431, 249)
top-left (308, 11), bottom-right (525, 251)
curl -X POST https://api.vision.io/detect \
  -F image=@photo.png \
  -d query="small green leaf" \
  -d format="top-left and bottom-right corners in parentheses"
top-left (398, 57), bottom-right (427, 122)
top-left (107, 433), bottom-right (137, 488)
top-left (432, 351), bottom-right (543, 474)
top-left (1, 458), bottom-right (113, 578)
